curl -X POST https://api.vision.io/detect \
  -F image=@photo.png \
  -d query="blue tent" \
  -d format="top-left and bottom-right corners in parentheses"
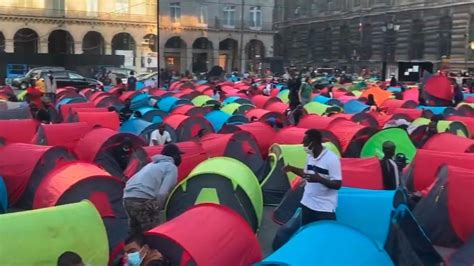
top-left (344, 100), bottom-right (370, 114)
top-left (259, 221), bottom-right (393, 265)
top-left (135, 107), bottom-right (167, 123)
top-left (130, 93), bottom-right (150, 110)
top-left (120, 118), bottom-right (177, 143)
top-left (313, 95), bottom-right (331, 104)
top-left (205, 111), bottom-right (249, 132)
top-left (416, 106), bottom-right (449, 115)
top-left (463, 93), bottom-right (474, 99)
top-left (158, 96), bottom-right (191, 113)
top-left (223, 96), bottom-right (253, 105)
top-left (337, 188), bottom-right (395, 249)
top-left (0, 176), bottom-right (7, 213)
top-left (387, 87), bottom-right (402, 93)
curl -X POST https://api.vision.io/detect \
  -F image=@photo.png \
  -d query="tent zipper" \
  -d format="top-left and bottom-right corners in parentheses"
top-left (435, 185), bottom-right (446, 203)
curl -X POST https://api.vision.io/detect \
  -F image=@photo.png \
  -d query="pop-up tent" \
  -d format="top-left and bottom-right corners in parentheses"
top-left (0, 143), bottom-right (76, 208)
top-left (0, 201), bottom-right (109, 265)
top-left (258, 221), bottom-right (393, 265)
top-left (134, 107), bottom-right (168, 123)
top-left (404, 149), bottom-right (474, 192)
top-left (361, 128), bottom-right (417, 162)
top-left (381, 99), bottom-right (418, 114)
top-left (252, 95), bottom-right (282, 109)
top-left (172, 104), bottom-right (209, 117)
top-left (0, 176), bottom-right (7, 213)
top-left (0, 106), bottom-right (32, 120)
top-left (220, 122), bottom-right (276, 158)
top-left (328, 119), bottom-right (376, 157)
top-left (448, 115), bottom-right (474, 138)
top-left (146, 204), bottom-right (262, 266)
top-left (58, 102), bottom-right (95, 121)
top-left (119, 118), bottom-right (178, 144)
top-left (144, 141), bottom-right (208, 182)
top-left (343, 100), bottom-right (370, 114)
top-left (0, 119), bottom-right (38, 144)
top-left (73, 128), bottom-right (147, 178)
top-left (298, 114), bottom-right (347, 130)
top-left (164, 114), bottom-right (214, 141)
top-left (361, 85), bottom-right (393, 106)
top-left (272, 127), bottom-right (342, 153)
top-left (422, 133), bottom-right (474, 153)
top-left (158, 96), bottom-right (191, 112)
top-left (33, 162), bottom-right (127, 250)
top-left (204, 110), bottom-right (249, 132)
top-left (165, 157), bottom-right (263, 232)
top-left (352, 112), bottom-right (380, 128)
top-left (33, 122), bottom-right (93, 149)
top-left (191, 95), bottom-right (220, 107)
top-left (448, 236), bottom-right (474, 266)
top-left (245, 108), bottom-right (285, 122)
top-left (200, 132), bottom-right (265, 175)
top-left (423, 75), bottom-right (453, 106)
top-left (221, 102), bottom-right (255, 115)
top-left (340, 157), bottom-right (384, 190)
top-left (414, 165), bottom-right (474, 248)
top-left (71, 111), bottom-right (120, 130)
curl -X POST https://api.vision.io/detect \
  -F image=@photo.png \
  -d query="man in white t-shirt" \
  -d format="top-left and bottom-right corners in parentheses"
top-left (149, 124), bottom-right (172, 146)
top-left (284, 129), bottom-right (342, 225)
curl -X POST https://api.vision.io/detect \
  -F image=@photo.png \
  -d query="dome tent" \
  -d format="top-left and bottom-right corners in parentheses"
top-left (0, 119), bottom-right (38, 144)
top-left (146, 204), bottom-right (262, 266)
top-left (164, 114), bottom-right (214, 141)
top-left (422, 133), bottom-right (474, 153)
top-left (33, 122), bottom-right (93, 150)
top-left (134, 107), bottom-right (168, 122)
top-left (0, 176), bottom-right (7, 213)
top-left (361, 127), bottom-right (417, 162)
top-left (204, 110), bottom-right (249, 132)
top-left (0, 201), bottom-right (109, 265)
top-left (165, 157), bottom-right (263, 232)
top-left (119, 118), bottom-right (178, 144)
top-left (0, 143), bottom-right (76, 208)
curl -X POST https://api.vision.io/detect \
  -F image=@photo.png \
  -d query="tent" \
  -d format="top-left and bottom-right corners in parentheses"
top-left (361, 85), bottom-right (393, 106)
top-left (245, 108), bottom-right (285, 122)
top-left (146, 204), bottom-right (262, 266)
top-left (393, 108), bottom-right (423, 120)
top-left (252, 95), bottom-right (282, 109)
top-left (71, 111), bottom-right (120, 130)
top-left (93, 94), bottom-right (124, 110)
top-left (344, 99), bottom-right (370, 114)
top-left (144, 141), bottom-right (208, 182)
top-left (220, 122), bottom-right (276, 157)
top-left (0, 143), bottom-right (76, 207)
top-left (191, 95), bottom-right (220, 107)
top-left (448, 115), bottom-right (474, 138)
top-left (158, 96), bottom-right (191, 112)
top-left (33, 122), bottom-right (93, 149)
top-left (298, 114), bottom-right (347, 130)
top-left (73, 128), bottom-right (147, 178)
top-left (258, 221), bottom-right (393, 265)
top-left (134, 107), bottom-right (168, 123)
top-left (33, 162), bottom-right (127, 249)
top-left (455, 103), bottom-right (474, 117)
top-left (223, 96), bottom-right (253, 105)
top-left (0, 201), bottom-right (109, 265)
top-left (0, 106), bottom-right (32, 120)
top-left (221, 102), bottom-right (255, 115)
top-left (422, 133), bottom-right (474, 153)
top-left (56, 97), bottom-right (88, 112)
top-left (273, 126), bottom-right (343, 153)
top-left (265, 101), bottom-right (289, 114)
top-left (313, 95), bottom-right (343, 107)
top-left (448, 236), bottom-right (474, 266)
top-left (119, 118), bottom-right (178, 144)
top-left (172, 104), bottom-right (209, 117)
top-left (0, 176), bottom-right (7, 213)
top-left (413, 166), bottom-right (474, 248)
top-left (327, 119), bottom-right (376, 157)
top-left (361, 128), bottom-right (417, 162)
top-left (304, 101), bottom-right (340, 115)
top-left (385, 204), bottom-right (443, 265)
top-left (340, 157), bottom-right (384, 190)
top-left (404, 149), bottom-right (474, 192)
top-left (200, 132), bottom-right (265, 176)
top-left (413, 117), bottom-right (471, 137)
top-left (204, 110), bottom-right (249, 132)
top-left (58, 102), bottom-right (95, 121)
top-left (164, 114), bottom-right (214, 141)
top-left (380, 99), bottom-right (418, 114)
top-left (0, 119), bottom-right (38, 144)
top-left (352, 112), bottom-right (381, 128)
top-left (165, 157), bottom-right (263, 231)
top-left (424, 75), bottom-right (453, 105)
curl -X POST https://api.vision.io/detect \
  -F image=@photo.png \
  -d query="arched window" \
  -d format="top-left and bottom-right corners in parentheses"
top-left (439, 16), bottom-right (452, 58)
top-left (410, 20), bottom-right (424, 60)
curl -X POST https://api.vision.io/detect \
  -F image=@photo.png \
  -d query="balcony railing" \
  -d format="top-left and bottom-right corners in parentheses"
top-left (0, 6), bottom-right (156, 23)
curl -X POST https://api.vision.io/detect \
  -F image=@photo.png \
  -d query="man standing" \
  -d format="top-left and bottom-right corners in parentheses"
top-left (284, 129), bottom-right (342, 225)
top-left (123, 144), bottom-right (183, 235)
top-left (44, 71), bottom-right (57, 104)
top-left (149, 124), bottom-right (172, 146)
top-left (128, 71), bottom-right (138, 91)
top-left (380, 141), bottom-right (400, 190)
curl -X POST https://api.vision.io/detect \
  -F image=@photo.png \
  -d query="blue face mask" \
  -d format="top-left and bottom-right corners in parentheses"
top-left (126, 251), bottom-right (142, 266)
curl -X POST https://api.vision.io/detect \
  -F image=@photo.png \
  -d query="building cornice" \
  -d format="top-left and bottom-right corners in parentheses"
top-left (0, 15), bottom-right (155, 27)
top-left (159, 25), bottom-right (276, 35)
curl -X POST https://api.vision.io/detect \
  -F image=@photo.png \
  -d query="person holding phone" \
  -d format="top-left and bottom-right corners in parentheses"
top-left (284, 129), bottom-right (342, 225)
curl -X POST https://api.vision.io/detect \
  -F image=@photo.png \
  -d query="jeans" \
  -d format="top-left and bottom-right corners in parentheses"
top-left (301, 205), bottom-right (336, 226)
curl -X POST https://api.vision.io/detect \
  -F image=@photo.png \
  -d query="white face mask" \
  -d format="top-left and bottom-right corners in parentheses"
top-left (303, 145), bottom-right (313, 155)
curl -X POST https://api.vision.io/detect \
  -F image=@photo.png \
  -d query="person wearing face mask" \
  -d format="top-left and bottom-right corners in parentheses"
top-left (123, 143), bottom-right (183, 235)
top-left (380, 141), bottom-right (400, 190)
top-left (149, 124), bottom-right (172, 146)
top-left (283, 129), bottom-right (342, 225)
top-left (123, 234), bottom-right (170, 266)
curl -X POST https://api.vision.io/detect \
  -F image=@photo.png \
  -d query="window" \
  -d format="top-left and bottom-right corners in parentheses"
top-left (439, 16), bottom-right (452, 58)
top-left (339, 25), bottom-right (350, 60)
top-left (410, 20), bottom-right (424, 60)
top-left (86, 0), bottom-right (99, 17)
top-left (360, 24), bottom-right (372, 60)
top-left (469, 16), bottom-right (474, 59)
top-left (223, 6), bottom-right (236, 28)
top-left (52, 0), bottom-right (65, 15)
top-left (69, 72), bottom-right (84, 80)
top-left (322, 27), bottom-right (332, 59)
top-left (170, 2), bottom-right (181, 23)
top-left (115, 0), bottom-right (129, 14)
top-left (199, 5), bottom-right (208, 25)
top-left (250, 6), bottom-right (262, 29)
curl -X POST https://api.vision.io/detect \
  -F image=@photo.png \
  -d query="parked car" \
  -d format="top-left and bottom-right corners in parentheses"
top-left (13, 66), bottom-right (65, 89)
top-left (38, 70), bottom-right (102, 90)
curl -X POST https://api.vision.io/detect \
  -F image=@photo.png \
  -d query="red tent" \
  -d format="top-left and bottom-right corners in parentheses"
top-left (402, 88), bottom-right (419, 103)
top-left (381, 99), bottom-right (418, 114)
top-left (392, 108), bottom-right (423, 121)
top-left (251, 95), bottom-right (281, 109)
top-left (424, 75), bottom-right (453, 101)
top-left (59, 102), bottom-right (95, 121)
top-left (0, 119), bottom-right (38, 144)
top-left (164, 114), bottom-right (214, 141)
top-left (298, 115), bottom-right (347, 130)
top-left (119, 91), bottom-right (139, 102)
top-left (145, 204), bottom-right (262, 266)
top-left (144, 141), bottom-right (208, 182)
top-left (265, 101), bottom-right (289, 114)
top-left (93, 94), bottom-right (123, 109)
top-left (341, 157), bottom-right (384, 190)
top-left (0, 143), bottom-right (75, 206)
top-left (273, 127), bottom-right (342, 152)
top-left (88, 91), bottom-right (109, 102)
top-left (448, 116), bottom-right (474, 138)
top-left (245, 108), bottom-right (284, 122)
top-left (221, 122), bottom-right (275, 157)
top-left (172, 105), bottom-right (209, 117)
top-left (409, 149), bottom-right (474, 192)
top-left (327, 119), bottom-right (376, 157)
top-left (74, 111), bottom-right (120, 130)
top-left (422, 133), bottom-right (474, 153)
top-left (33, 122), bottom-right (93, 150)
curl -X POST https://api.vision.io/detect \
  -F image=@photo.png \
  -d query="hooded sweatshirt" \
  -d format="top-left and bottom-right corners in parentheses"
top-left (123, 155), bottom-right (178, 208)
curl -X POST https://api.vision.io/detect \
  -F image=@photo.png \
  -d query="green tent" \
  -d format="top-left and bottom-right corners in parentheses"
top-left (277, 90), bottom-right (289, 103)
top-left (260, 143), bottom-right (341, 205)
top-left (0, 201), bottom-right (108, 265)
top-left (192, 95), bottom-right (219, 107)
top-left (412, 118), bottom-right (470, 137)
top-left (221, 103), bottom-right (254, 115)
top-left (304, 102), bottom-right (334, 115)
top-left (165, 157), bottom-right (263, 231)
top-left (360, 128), bottom-right (417, 162)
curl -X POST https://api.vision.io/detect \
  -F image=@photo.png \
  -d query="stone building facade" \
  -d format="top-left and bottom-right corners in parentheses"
top-left (158, 0), bottom-right (275, 74)
top-left (274, 0), bottom-right (474, 74)
top-left (0, 0), bottom-right (157, 72)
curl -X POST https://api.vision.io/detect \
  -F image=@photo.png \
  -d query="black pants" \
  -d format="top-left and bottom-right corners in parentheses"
top-left (301, 205), bottom-right (336, 226)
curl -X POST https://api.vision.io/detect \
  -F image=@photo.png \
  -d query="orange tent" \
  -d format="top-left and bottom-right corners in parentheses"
top-left (361, 85), bottom-right (393, 106)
